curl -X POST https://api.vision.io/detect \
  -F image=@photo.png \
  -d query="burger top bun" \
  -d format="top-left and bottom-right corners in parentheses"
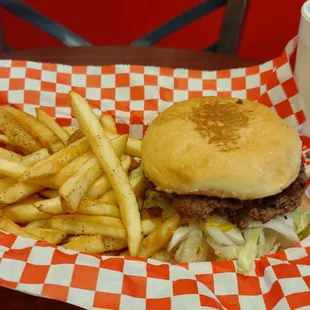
top-left (141, 96), bottom-right (302, 200)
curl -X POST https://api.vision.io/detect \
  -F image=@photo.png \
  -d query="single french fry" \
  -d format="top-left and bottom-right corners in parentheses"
top-left (4, 106), bottom-right (65, 153)
top-left (0, 109), bottom-right (42, 152)
top-left (39, 189), bottom-right (59, 199)
top-left (62, 126), bottom-right (78, 136)
top-left (33, 197), bottom-right (65, 215)
top-left (0, 158), bottom-right (28, 179)
top-left (0, 177), bottom-right (17, 193)
top-left (19, 137), bottom-right (91, 182)
top-left (101, 236), bottom-right (127, 251)
top-left (60, 157), bottom-right (102, 213)
top-left (1, 202), bottom-right (51, 223)
top-left (0, 216), bottom-right (38, 239)
top-left (78, 198), bottom-right (120, 218)
top-left (0, 182), bottom-right (43, 205)
top-left (69, 91), bottom-right (141, 256)
top-left (49, 214), bottom-right (127, 239)
top-left (24, 227), bottom-right (66, 244)
top-left (66, 235), bottom-right (126, 251)
top-left (21, 148), bottom-right (50, 165)
top-left (66, 235), bottom-right (91, 242)
top-left (99, 114), bottom-right (118, 134)
top-left (0, 147), bottom-right (23, 162)
top-left (25, 219), bottom-right (49, 229)
top-left (138, 213), bottom-right (181, 258)
top-left (142, 218), bottom-right (163, 235)
top-left (62, 235), bottom-right (105, 253)
top-left (86, 155), bottom-right (131, 199)
top-left (124, 138), bottom-right (142, 158)
top-left (36, 108), bottom-right (69, 145)
top-left (26, 177), bottom-right (58, 190)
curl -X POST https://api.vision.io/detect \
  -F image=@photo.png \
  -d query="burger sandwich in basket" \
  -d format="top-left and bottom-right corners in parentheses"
top-left (141, 96), bottom-right (310, 273)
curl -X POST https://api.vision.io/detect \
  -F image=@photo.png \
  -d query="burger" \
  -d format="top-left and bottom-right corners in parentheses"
top-left (141, 96), bottom-right (309, 272)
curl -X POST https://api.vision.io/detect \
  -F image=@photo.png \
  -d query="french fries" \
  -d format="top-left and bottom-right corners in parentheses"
top-left (0, 177), bottom-right (17, 193)
top-left (19, 137), bottom-right (91, 182)
top-left (0, 217), bottom-right (38, 239)
top-left (0, 109), bottom-right (42, 152)
top-left (33, 197), bottom-right (65, 215)
top-left (69, 91), bottom-right (142, 256)
top-left (53, 150), bottom-right (93, 188)
top-left (39, 189), bottom-right (60, 199)
top-left (62, 126), bottom-right (78, 136)
top-left (25, 219), bottom-right (50, 229)
top-left (139, 213), bottom-right (181, 258)
top-left (67, 128), bottom-right (142, 158)
top-left (101, 236), bottom-right (127, 251)
top-left (48, 214), bottom-right (127, 239)
top-left (1, 202), bottom-right (51, 223)
top-left (4, 106), bottom-right (65, 153)
top-left (86, 155), bottom-right (131, 199)
top-left (24, 228), bottom-right (66, 244)
top-left (0, 182), bottom-right (42, 205)
top-left (36, 108), bottom-right (69, 145)
top-left (0, 158), bottom-right (28, 179)
top-left (0, 134), bottom-right (13, 145)
top-left (62, 235), bottom-right (105, 253)
top-left (100, 172), bottom-right (146, 205)
top-left (78, 198), bottom-right (121, 218)
top-left (0, 147), bottom-right (23, 162)
top-left (21, 148), bottom-right (50, 165)
top-left (59, 156), bottom-right (102, 212)
top-left (142, 218), bottom-right (163, 235)
top-left (67, 128), bottom-right (84, 144)
top-left (0, 92), bottom-right (182, 264)
top-left (100, 114), bottom-right (118, 134)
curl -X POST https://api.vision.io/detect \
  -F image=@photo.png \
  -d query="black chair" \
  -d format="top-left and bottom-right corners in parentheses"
top-left (0, 0), bottom-right (249, 55)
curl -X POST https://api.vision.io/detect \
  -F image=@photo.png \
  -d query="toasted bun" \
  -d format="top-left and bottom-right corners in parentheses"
top-left (141, 97), bottom-right (302, 199)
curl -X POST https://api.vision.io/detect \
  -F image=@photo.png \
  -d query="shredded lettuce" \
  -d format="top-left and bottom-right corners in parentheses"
top-left (167, 226), bottom-right (190, 252)
top-left (203, 225), bottom-right (236, 246)
top-left (202, 215), bottom-right (245, 245)
top-left (247, 218), bottom-right (299, 246)
top-left (258, 228), bottom-right (278, 256)
top-left (238, 227), bottom-right (262, 274)
top-left (206, 237), bottom-right (242, 260)
top-left (175, 221), bottom-right (208, 263)
top-left (151, 250), bottom-right (172, 262)
top-left (298, 225), bottom-right (310, 240)
top-left (293, 207), bottom-right (310, 234)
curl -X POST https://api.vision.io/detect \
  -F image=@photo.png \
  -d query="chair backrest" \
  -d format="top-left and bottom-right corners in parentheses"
top-left (0, 0), bottom-right (249, 55)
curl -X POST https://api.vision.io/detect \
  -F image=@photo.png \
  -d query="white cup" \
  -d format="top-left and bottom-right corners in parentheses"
top-left (296, 1), bottom-right (310, 135)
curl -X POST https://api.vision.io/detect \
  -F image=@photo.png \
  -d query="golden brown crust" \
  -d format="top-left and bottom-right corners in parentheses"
top-left (141, 96), bottom-right (302, 199)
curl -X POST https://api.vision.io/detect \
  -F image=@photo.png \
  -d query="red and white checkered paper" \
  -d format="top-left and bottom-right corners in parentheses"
top-left (0, 37), bottom-right (310, 310)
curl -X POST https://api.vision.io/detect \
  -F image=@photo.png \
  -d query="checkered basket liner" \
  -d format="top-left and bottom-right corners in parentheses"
top-left (0, 37), bottom-right (309, 310)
